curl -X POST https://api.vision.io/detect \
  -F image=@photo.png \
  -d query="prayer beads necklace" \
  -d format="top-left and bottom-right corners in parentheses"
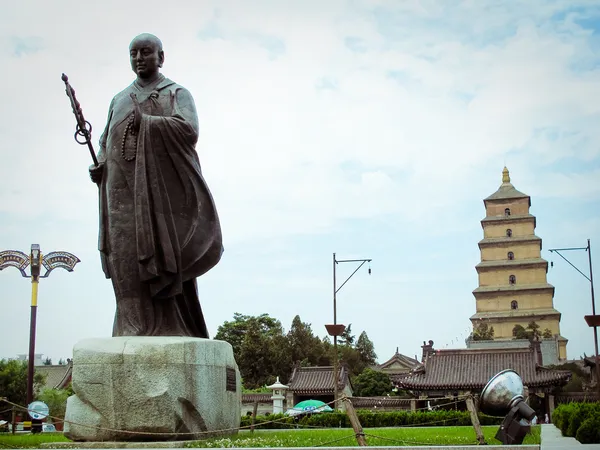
top-left (121, 114), bottom-right (137, 161)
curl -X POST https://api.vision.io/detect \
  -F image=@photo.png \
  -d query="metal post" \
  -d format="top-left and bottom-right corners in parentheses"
top-left (327, 252), bottom-right (372, 410)
top-left (27, 282), bottom-right (38, 405)
top-left (0, 245), bottom-right (80, 407)
top-left (587, 239), bottom-right (600, 395)
top-left (333, 252), bottom-right (338, 409)
top-left (27, 245), bottom-right (41, 407)
top-left (549, 240), bottom-right (600, 395)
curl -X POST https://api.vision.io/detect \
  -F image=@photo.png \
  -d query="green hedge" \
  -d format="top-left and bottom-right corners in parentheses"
top-left (552, 402), bottom-right (600, 444)
top-left (240, 410), bottom-right (503, 429)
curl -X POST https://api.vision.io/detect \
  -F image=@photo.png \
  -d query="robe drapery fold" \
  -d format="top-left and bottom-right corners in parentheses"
top-left (96, 76), bottom-right (222, 338)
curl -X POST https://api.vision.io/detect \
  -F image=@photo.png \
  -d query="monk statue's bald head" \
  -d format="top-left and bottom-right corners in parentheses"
top-left (129, 33), bottom-right (164, 81)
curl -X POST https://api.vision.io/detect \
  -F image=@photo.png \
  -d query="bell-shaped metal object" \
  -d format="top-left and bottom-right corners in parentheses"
top-left (480, 369), bottom-right (537, 445)
top-left (479, 369), bottom-right (525, 417)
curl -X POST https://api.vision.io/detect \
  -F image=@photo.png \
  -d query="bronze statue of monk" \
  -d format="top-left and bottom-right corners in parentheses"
top-left (89, 33), bottom-right (222, 338)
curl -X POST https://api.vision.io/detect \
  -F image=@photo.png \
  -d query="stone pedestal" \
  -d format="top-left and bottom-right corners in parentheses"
top-left (64, 337), bottom-right (241, 442)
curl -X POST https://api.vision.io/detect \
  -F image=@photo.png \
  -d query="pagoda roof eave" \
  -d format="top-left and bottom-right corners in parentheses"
top-left (483, 182), bottom-right (530, 203)
top-left (470, 308), bottom-right (562, 320)
top-left (473, 283), bottom-right (555, 296)
top-left (478, 236), bottom-right (541, 248)
top-left (480, 214), bottom-right (536, 224)
top-left (475, 258), bottom-right (548, 270)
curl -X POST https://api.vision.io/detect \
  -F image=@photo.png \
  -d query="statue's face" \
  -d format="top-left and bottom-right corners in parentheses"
top-left (129, 36), bottom-right (164, 79)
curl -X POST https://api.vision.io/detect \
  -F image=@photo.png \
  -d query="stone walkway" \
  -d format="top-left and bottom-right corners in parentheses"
top-left (541, 423), bottom-right (600, 449)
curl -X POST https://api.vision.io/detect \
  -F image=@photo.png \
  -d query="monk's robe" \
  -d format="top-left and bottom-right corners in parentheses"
top-left (96, 73), bottom-right (223, 338)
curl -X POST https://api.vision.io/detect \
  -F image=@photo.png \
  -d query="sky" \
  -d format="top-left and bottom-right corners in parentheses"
top-left (1, 0), bottom-right (599, 372)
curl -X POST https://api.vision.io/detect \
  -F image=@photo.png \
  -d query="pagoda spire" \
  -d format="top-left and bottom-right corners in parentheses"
top-left (502, 166), bottom-right (510, 184)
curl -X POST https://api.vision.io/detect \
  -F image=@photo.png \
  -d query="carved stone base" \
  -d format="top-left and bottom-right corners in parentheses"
top-left (64, 337), bottom-right (241, 441)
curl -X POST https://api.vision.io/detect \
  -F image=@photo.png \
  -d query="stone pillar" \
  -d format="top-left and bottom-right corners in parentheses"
top-left (547, 394), bottom-right (555, 422)
top-left (410, 399), bottom-right (416, 411)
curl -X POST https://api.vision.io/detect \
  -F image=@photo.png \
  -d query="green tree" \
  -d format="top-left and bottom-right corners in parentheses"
top-left (355, 331), bottom-right (377, 368)
top-left (338, 345), bottom-right (363, 377)
top-left (38, 388), bottom-right (70, 424)
top-left (215, 313), bottom-right (284, 362)
top-left (472, 323), bottom-right (495, 341)
top-left (216, 313), bottom-right (291, 389)
top-left (547, 361), bottom-right (590, 392)
top-left (338, 324), bottom-right (355, 346)
top-left (237, 321), bottom-right (270, 389)
top-left (542, 328), bottom-right (553, 339)
top-left (513, 321), bottom-right (542, 340)
top-left (43, 357), bottom-right (52, 366)
top-left (561, 373), bottom-right (584, 392)
top-left (527, 321), bottom-right (541, 339)
top-left (352, 368), bottom-right (392, 397)
top-left (58, 358), bottom-right (66, 365)
top-left (0, 360), bottom-right (46, 420)
top-left (269, 333), bottom-right (293, 384)
top-left (512, 324), bottom-right (528, 339)
top-left (318, 337), bottom-right (333, 366)
top-left (287, 315), bottom-right (325, 366)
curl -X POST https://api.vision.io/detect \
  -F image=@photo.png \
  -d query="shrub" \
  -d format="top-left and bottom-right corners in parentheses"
top-left (240, 409), bottom-right (503, 429)
top-left (576, 416), bottom-right (600, 444)
top-left (553, 402), bottom-right (600, 443)
top-left (566, 403), bottom-right (590, 437)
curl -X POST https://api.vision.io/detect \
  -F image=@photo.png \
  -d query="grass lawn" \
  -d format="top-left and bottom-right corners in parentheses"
top-left (0, 426), bottom-right (540, 448)
top-left (0, 432), bottom-right (70, 448)
top-left (184, 426), bottom-right (541, 447)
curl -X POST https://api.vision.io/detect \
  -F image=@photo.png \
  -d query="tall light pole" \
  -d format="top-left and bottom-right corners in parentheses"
top-left (549, 239), bottom-right (599, 395)
top-left (0, 245), bottom-right (80, 405)
top-left (325, 253), bottom-right (372, 409)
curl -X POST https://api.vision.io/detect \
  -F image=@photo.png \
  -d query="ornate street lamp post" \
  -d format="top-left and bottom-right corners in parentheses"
top-left (325, 253), bottom-right (372, 409)
top-left (0, 245), bottom-right (80, 405)
top-left (549, 239), bottom-right (599, 395)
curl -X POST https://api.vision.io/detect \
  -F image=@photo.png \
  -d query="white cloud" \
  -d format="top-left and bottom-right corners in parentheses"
top-left (1, 0), bottom-right (599, 365)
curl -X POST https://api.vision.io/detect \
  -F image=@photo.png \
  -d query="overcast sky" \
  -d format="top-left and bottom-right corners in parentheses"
top-left (1, 0), bottom-right (599, 370)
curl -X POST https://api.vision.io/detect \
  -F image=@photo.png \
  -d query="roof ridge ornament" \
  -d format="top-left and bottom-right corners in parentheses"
top-left (502, 166), bottom-right (511, 184)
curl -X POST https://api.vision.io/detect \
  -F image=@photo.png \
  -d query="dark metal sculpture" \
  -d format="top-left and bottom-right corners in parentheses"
top-left (61, 74), bottom-right (98, 166)
top-left (62, 33), bottom-right (223, 338)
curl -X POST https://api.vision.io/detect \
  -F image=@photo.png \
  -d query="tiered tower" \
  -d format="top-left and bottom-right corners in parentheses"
top-left (470, 167), bottom-right (567, 360)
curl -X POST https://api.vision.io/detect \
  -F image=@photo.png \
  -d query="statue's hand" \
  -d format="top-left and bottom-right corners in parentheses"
top-left (130, 93), bottom-right (142, 133)
top-left (89, 162), bottom-right (104, 184)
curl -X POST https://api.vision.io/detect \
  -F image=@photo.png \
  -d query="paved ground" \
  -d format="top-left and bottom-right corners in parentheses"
top-left (541, 423), bottom-right (600, 449)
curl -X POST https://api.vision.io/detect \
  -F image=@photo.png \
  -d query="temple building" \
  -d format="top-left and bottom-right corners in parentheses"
top-left (468, 167), bottom-right (567, 362)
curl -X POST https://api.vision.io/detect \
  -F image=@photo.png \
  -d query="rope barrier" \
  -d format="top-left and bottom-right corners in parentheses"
top-left (0, 394), bottom-right (474, 442)
top-left (0, 398), bottom-right (333, 438)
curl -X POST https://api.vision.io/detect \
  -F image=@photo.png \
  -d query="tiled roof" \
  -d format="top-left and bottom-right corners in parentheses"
top-left (349, 397), bottom-right (413, 408)
top-left (584, 356), bottom-right (598, 368)
top-left (242, 393), bottom-right (273, 404)
top-left (389, 372), bottom-right (414, 384)
top-left (484, 182), bottom-right (529, 202)
top-left (378, 351), bottom-right (420, 372)
top-left (288, 365), bottom-right (350, 394)
top-left (398, 347), bottom-right (570, 391)
top-left (35, 362), bottom-right (72, 390)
